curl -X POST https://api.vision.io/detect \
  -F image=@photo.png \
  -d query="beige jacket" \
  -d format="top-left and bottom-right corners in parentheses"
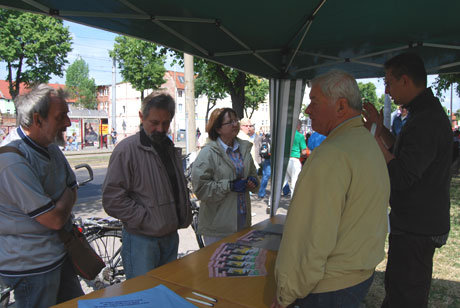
top-left (275, 117), bottom-right (390, 306)
top-left (191, 137), bottom-right (259, 238)
top-left (102, 132), bottom-right (192, 237)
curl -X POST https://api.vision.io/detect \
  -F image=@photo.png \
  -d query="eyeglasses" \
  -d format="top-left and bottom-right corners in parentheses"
top-left (241, 124), bottom-right (254, 128)
top-left (222, 120), bottom-right (240, 126)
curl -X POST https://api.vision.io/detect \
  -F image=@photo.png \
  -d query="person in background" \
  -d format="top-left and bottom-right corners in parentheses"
top-left (282, 120), bottom-right (307, 198)
top-left (363, 52), bottom-right (452, 308)
top-left (0, 84), bottom-right (83, 307)
top-left (307, 131), bottom-right (326, 152)
top-left (102, 92), bottom-right (192, 279)
top-left (272, 69), bottom-right (390, 308)
top-left (391, 106), bottom-right (409, 136)
top-left (191, 108), bottom-right (259, 246)
top-left (111, 127), bottom-right (117, 145)
top-left (238, 118), bottom-right (259, 169)
top-left (257, 133), bottom-right (271, 199)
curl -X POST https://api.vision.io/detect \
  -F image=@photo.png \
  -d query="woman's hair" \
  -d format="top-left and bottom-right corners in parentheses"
top-left (206, 108), bottom-right (238, 141)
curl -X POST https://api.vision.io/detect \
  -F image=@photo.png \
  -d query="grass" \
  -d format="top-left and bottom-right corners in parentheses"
top-left (363, 174), bottom-right (460, 307)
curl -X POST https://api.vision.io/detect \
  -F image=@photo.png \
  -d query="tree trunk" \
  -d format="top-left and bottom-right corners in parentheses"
top-left (205, 98), bottom-right (217, 127)
top-left (213, 66), bottom-right (247, 119)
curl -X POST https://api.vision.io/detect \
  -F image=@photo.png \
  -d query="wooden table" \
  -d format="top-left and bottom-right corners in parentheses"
top-left (53, 215), bottom-right (285, 308)
top-left (146, 215), bottom-right (286, 308)
top-left (53, 275), bottom-right (247, 307)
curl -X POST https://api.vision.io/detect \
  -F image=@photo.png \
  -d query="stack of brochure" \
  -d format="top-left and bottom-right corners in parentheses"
top-left (236, 229), bottom-right (282, 251)
top-left (208, 242), bottom-right (267, 277)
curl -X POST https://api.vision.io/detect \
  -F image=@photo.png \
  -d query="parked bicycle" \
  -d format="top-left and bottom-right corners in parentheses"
top-left (74, 216), bottom-right (124, 291)
top-left (183, 153), bottom-right (205, 249)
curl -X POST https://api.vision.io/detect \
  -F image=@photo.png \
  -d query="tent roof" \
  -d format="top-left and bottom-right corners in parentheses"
top-left (2, 0), bottom-right (460, 80)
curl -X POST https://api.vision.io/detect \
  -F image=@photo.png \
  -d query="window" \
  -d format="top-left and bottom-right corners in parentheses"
top-left (178, 90), bottom-right (183, 97)
top-left (178, 76), bottom-right (185, 83)
top-left (123, 106), bottom-right (126, 113)
top-left (178, 104), bottom-right (183, 112)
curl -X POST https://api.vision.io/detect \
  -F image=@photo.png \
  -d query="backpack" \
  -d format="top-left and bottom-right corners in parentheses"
top-left (259, 137), bottom-right (271, 159)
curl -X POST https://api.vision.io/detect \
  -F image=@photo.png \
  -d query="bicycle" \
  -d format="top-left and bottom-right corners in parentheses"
top-left (74, 216), bottom-right (124, 292)
top-left (183, 153), bottom-right (205, 249)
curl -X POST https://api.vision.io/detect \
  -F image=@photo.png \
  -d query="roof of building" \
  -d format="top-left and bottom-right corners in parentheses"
top-left (166, 71), bottom-right (185, 90)
top-left (0, 80), bottom-right (76, 102)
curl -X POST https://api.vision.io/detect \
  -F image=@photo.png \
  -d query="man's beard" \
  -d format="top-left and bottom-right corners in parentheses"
top-left (54, 131), bottom-right (66, 147)
top-left (150, 131), bottom-right (168, 145)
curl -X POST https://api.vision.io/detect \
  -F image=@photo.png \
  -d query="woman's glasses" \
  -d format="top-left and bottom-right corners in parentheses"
top-left (221, 120), bottom-right (240, 126)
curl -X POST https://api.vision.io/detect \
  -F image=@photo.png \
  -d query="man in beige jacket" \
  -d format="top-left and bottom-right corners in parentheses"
top-left (102, 92), bottom-right (192, 279)
top-left (272, 70), bottom-right (390, 308)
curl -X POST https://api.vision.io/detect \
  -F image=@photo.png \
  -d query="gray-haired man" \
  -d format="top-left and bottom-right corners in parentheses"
top-left (102, 92), bottom-right (192, 279)
top-left (0, 84), bottom-right (83, 308)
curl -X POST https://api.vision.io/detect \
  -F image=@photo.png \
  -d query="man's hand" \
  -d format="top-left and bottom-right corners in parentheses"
top-left (270, 297), bottom-right (286, 308)
top-left (362, 102), bottom-right (383, 135)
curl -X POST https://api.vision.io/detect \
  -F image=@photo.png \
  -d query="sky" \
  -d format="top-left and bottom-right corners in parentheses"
top-left (0, 20), bottom-right (458, 111)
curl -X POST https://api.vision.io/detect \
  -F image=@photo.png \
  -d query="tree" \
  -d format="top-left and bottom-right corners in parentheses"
top-left (194, 63), bottom-right (227, 126)
top-left (359, 81), bottom-right (396, 112)
top-left (358, 82), bottom-right (378, 105)
top-left (168, 51), bottom-right (267, 119)
top-left (0, 9), bottom-right (72, 100)
top-left (244, 76), bottom-right (269, 118)
top-left (109, 36), bottom-right (166, 101)
top-left (433, 73), bottom-right (460, 101)
top-left (65, 58), bottom-right (97, 109)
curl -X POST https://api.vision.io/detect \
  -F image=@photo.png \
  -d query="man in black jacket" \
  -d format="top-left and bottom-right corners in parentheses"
top-left (363, 52), bottom-right (451, 308)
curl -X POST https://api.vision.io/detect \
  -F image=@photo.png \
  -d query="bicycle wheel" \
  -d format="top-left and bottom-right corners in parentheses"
top-left (0, 286), bottom-right (12, 308)
top-left (80, 230), bottom-right (125, 292)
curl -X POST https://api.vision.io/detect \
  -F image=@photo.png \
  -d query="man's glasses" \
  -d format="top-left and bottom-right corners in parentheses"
top-left (241, 124), bottom-right (254, 128)
top-left (222, 120), bottom-right (240, 126)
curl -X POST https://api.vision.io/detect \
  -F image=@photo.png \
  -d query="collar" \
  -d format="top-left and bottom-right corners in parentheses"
top-left (403, 87), bottom-right (435, 114)
top-left (17, 126), bottom-right (50, 159)
top-left (327, 116), bottom-right (363, 139)
top-left (218, 137), bottom-right (240, 152)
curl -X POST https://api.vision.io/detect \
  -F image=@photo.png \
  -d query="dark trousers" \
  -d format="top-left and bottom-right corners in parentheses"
top-left (381, 233), bottom-right (436, 308)
top-left (291, 274), bottom-right (374, 308)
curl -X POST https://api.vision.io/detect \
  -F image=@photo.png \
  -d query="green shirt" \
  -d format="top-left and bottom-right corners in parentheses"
top-left (290, 131), bottom-right (307, 158)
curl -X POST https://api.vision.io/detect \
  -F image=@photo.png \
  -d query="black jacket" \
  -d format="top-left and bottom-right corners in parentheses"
top-left (388, 88), bottom-right (452, 236)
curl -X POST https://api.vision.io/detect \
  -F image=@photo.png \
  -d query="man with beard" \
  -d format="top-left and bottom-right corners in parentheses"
top-left (0, 84), bottom-right (84, 307)
top-left (102, 92), bottom-right (192, 279)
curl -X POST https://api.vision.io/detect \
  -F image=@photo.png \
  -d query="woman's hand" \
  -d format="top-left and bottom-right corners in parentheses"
top-left (247, 176), bottom-right (259, 189)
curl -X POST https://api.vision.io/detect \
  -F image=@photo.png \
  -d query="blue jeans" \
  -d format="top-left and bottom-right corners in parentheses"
top-left (292, 274), bottom-right (374, 308)
top-left (0, 257), bottom-right (83, 308)
top-left (258, 159), bottom-right (271, 197)
top-left (121, 229), bottom-right (179, 279)
top-left (283, 183), bottom-right (291, 195)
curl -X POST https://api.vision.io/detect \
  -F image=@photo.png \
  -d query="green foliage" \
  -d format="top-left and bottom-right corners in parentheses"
top-left (358, 82), bottom-right (378, 104)
top-left (433, 74), bottom-right (460, 101)
top-left (244, 76), bottom-right (269, 118)
top-left (168, 50), bottom-right (266, 118)
top-left (110, 36), bottom-right (166, 100)
top-left (359, 82), bottom-right (396, 112)
top-left (0, 9), bottom-right (72, 99)
top-left (65, 58), bottom-right (97, 109)
top-left (195, 62), bottom-right (227, 124)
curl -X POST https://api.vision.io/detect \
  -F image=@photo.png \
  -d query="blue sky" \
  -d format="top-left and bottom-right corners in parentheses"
top-left (0, 20), bottom-right (458, 111)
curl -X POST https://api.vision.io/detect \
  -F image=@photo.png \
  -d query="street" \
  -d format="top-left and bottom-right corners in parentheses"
top-left (69, 160), bottom-right (287, 256)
